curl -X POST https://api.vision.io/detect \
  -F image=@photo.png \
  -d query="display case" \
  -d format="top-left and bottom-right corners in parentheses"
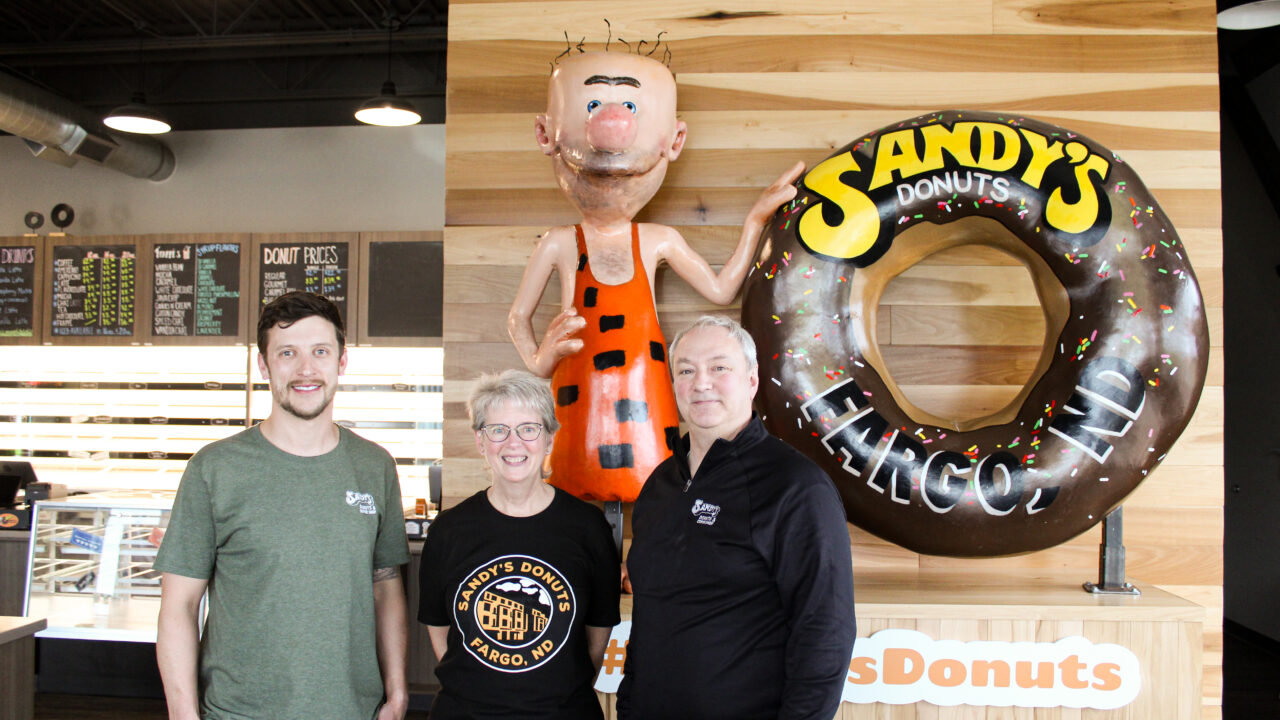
top-left (23, 490), bottom-right (174, 642)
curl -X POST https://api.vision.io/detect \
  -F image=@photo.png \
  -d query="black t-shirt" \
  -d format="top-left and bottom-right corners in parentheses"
top-left (418, 487), bottom-right (621, 720)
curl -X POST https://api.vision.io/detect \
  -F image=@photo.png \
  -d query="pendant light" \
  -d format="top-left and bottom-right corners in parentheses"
top-left (355, 16), bottom-right (421, 127)
top-left (103, 31), bottom-right (171, 134)
top-left (104, 92), bottom-right (172, 134)
top-left (1218, 0), bottom-right (1280, 29)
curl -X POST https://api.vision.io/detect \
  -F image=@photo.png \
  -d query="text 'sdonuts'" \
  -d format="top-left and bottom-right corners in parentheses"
top-left (742, 110), bottom-right (1209, 557)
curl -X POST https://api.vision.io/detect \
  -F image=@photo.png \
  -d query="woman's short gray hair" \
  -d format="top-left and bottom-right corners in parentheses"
top-left (468, 369), bottom-right (561, 433)
top-left (667, 315), bottom-right (758, 370)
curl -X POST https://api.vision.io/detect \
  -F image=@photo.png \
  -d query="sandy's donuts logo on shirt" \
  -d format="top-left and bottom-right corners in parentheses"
top-left (454, 554), bottom-right (576, 673)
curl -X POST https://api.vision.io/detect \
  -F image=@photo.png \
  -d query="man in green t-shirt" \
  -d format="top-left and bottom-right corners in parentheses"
top-left (155, 292), bottom-right (411, 720)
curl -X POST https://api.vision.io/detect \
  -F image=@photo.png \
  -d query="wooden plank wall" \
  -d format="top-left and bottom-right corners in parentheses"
top-left (444, 2), bottom-right (1222, 717)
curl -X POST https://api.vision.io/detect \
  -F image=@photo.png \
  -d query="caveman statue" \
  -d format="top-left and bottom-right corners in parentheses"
top-left (508, 49), bottom-right (801, 502)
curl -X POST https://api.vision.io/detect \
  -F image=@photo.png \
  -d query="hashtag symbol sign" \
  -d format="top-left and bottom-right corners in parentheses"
top-left (601, 639), bottom-right (628, 675)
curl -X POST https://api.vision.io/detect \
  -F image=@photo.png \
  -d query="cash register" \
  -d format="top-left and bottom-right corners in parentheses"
top-left (0, 460), bottom-right (37, 530)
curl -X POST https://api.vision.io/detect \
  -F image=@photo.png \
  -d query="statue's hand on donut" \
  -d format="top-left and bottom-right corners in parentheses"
top-left (742, 110), bottom-right (1210, 557)
top-left (743, 160), bottom-right (806, 246)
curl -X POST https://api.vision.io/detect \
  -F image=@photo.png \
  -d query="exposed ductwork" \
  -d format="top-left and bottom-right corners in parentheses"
top-left (0, 71), bottom-right (175, 181)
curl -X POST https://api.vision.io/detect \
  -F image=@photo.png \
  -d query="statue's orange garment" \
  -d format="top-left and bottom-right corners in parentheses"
top-left (548, 224), bottom-right (680, 502)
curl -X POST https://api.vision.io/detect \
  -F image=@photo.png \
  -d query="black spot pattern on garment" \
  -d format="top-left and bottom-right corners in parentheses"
top-left (583, 287), bottom-right (598, 308)
top-left (598, 444), bottom-right (635, 469)
top-left (599, 315), bottom-right (625, 332)
top-left (577, 253), bottom-right (588, 271)
top-left (615, 399), bottom-right (649, 423)
top-left (650, 341), bottom-right (665, 362)
top-left (593, 350), bottom-right (625, 371)
top-left (665, 426), bottom-right (680, 452)
top-left (557, 385), bottom-right (579, 406)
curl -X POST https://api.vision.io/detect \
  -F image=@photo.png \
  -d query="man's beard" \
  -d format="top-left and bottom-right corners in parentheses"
top-left (275, 384), bottom-right (335, 421)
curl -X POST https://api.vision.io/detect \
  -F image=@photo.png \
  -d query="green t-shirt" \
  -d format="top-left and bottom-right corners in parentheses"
top-left (155, 425), bottom-right (410, 720)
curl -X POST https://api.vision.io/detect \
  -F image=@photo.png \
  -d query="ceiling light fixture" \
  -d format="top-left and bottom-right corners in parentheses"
top-left (355, 16), bottom-right (421, 127)
top-left (1218, 0), bottom-right (1280, 29)
top-left (104, 92), bottom-right (172, 134)
top-left (104, 27), bottom-right (172, 134)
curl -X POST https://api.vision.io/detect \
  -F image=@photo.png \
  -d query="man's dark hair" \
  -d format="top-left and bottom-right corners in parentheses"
top-left (256, 292), bottom-right (346, 355)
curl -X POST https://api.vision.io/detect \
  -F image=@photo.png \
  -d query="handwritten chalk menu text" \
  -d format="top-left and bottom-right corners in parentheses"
top-left (153, 243), bottom-right (242, 336)
top-left (51, 244), bottom-right (135, 336)
top-left (0, 246), bottom-right (37, 337)
top-left (259, 242), bottom-right (348, 320)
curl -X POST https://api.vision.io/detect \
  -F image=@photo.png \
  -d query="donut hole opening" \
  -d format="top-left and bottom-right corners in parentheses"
top-left (850, 217), bottom-right (1068, 432)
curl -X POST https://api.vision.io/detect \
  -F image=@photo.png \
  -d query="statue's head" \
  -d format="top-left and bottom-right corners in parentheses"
top-left (536, 52), bottom-right (686, 219)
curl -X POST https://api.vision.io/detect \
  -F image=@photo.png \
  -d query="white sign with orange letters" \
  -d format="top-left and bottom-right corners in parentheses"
top-left (842, 629), bottom-right (1141, 709)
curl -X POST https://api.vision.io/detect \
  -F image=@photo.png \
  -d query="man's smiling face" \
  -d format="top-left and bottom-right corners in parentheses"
top-left (257, 315), bottom-right (347, 421)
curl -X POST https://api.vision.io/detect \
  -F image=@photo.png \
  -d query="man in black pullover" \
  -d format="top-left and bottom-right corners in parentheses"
top-left (618, 315), bottom-right (857, 720)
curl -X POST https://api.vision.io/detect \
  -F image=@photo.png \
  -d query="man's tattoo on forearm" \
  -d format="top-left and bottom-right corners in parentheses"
top-left (373, 566), bottom-right (401, 583)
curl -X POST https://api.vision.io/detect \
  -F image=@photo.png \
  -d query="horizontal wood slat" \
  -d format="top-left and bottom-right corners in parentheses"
top-left (447, 111), bottom-right (1222, 152)
top-left (448, 35), bottom-right (1218, 77)
top-left (449, 1), bottom-right (1216, 38)
top-left (919, 545), bottom-right (1222, 586)
top-left (449, 2), bottom-right (998, 41)
top-left (449, 72), bottom-right (1219, 114)
top-left (993, 0), bottom-right (1218, 35)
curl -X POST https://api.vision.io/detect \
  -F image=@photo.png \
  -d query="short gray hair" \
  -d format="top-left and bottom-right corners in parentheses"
top-left (668, 315), bottom-right (758, 371)
top-left (468, 369), bottom-right (560, 433)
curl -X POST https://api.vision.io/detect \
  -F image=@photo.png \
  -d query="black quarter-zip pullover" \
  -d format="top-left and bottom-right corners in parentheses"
top-left (618, 415), bottom-right (857, 720)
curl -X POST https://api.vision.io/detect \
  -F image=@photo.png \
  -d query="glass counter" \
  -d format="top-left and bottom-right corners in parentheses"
top-left (23, 490), bottom-right (175, 642)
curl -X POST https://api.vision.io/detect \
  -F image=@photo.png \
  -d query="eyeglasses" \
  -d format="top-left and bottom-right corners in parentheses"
top-left (480, 422), bottom-right (544, 442)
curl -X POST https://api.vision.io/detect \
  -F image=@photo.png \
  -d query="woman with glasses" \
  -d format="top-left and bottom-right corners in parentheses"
top-left (417, 369), bottom-right (621, 719)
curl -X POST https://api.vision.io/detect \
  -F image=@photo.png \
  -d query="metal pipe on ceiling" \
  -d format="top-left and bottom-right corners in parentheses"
top-left (0, 71), bottom-right (175, 181)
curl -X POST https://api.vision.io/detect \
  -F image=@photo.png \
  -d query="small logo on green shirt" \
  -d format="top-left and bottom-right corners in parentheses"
top-left (345, 490), bottom-right (377, 515)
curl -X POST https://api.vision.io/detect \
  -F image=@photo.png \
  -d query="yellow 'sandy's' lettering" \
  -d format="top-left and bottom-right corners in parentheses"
top-left (797, 151), bottom-right (880, 261)
top-left (917, 123), bottom-right (978, 172)
top-left (871, 122), bottom-right (1022, 190)
top-left (797, 120), bottom-right (1113, 263)
top-left (971, 123), bottom-right (1021, 172)
top-left (869, 130), bottom-right (922, 190)
top-left (1046, 144), bottom-right (1110, 235)
top-left (1018, 128), bottom-right (1066, 188)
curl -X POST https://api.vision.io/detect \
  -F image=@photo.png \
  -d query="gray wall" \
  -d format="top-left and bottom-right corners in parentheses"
top-left (0, 124), bottom-right (444, 235)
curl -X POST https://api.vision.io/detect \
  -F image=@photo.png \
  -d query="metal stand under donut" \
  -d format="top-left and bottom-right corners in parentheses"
top-left (1083, 507), bottom-right (1141, 595)
top-left (604, 501), bottom-right (624, 556)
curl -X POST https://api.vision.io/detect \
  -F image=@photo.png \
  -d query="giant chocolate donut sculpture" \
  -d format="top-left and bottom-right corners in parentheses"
top-left (742, 110), bottom-right (1209, 557)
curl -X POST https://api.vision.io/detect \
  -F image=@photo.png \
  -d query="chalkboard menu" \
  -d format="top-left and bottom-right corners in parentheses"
top-left (367, 241), bottom-right (442, 339)
top-left (50, 244), bottom-right (136, 336)
top-left (152, 242), bottom-right (242, 337)
top-left (0, 245), bottom-right (37, 338)
top-left (258, 242), bottom-right (349, 321)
